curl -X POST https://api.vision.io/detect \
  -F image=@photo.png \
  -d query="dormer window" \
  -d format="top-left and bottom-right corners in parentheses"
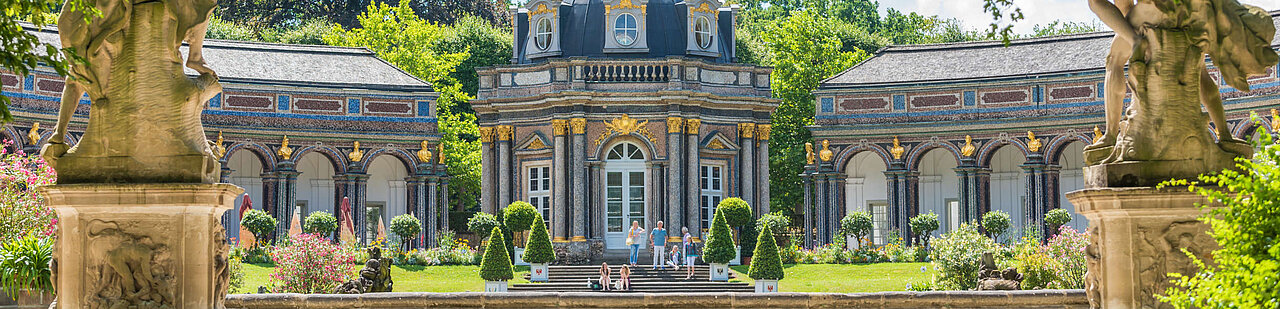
top-left (614, 14), bottom-right (638, 46)
top-left (536, 18), bottom-right (553, 50)
top-left (694, 17), bottom-right (712, 49)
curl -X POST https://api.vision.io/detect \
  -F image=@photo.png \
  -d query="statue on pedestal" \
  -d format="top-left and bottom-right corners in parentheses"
top-left (1085, 0), bottom-right (1278, 187)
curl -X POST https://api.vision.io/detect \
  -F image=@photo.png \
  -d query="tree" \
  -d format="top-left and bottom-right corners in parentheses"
top-left (1044, 208), bottom-right (1072, 236)
top-left (703, 210), bottom-right (737, 264)
top-left (409, 0), bottom-right (512, 30)
top-left (909, 212), bottom-right (940, 247)
top-left (502, 201), bottom-right (538, 232)
top-left (756, 212), bottom-right (791, 236)
top-left (761, 11), bottom-right (866, 220)
top-left (747, 229), bottom-right (784, 280)
top-left (479, 226), bottom-right (514, 281)
top-left (390, 214), bottom-right (422, 250)
top-left (717, 198), bottom-right (754, 228)
top-left (840, 212), bottom-right (873, 248)
top-left (467, 212), bottom-right (499, 238)
top-left (303, 211), bottom-right (338, 236)
top-left (435, 15), bottom-right (514, 101)
top-left (522, 213), bottom-right (555, 264)
top-left (241, 209), bottom-right (278, 245)
top-left (0, 0), bottom-right (96, 123)
top-left (981, 210), bottom-right (1012, 242)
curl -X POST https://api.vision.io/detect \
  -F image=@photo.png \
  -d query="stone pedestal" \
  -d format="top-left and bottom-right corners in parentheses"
top-left (41, 184), bottom-right (243, 309)
top-left (1066, 187), bottom-right (1218, 309)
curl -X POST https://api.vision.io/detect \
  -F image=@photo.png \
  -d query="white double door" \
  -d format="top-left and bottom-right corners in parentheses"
top-left (604, 161), bottom-right (647, 249)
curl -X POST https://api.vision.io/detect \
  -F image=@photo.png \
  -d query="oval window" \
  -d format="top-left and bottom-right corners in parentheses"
top-left (535, 18), bottom-right (553, 50)
top-left (614, 14), bottom-right (638, 46)
top-left (694, 17), bottom-right (712, 49)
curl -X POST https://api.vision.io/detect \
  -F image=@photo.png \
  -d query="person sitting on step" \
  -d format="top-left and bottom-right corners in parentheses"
top-left (666, 244), bottom-right (681, 270)
top-left (598, 262), bottom-right (612, 291)
top-left (618, 264), bottom-right (632, 291)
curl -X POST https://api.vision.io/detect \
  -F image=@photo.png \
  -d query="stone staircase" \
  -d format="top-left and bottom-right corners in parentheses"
top-left (510, 265), bottom-right (753, 293)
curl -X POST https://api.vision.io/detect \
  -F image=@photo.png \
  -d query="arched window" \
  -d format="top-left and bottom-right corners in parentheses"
top-left (535, 18), bottom-right (553, 50)
top-left (614, 13), bottom-right (638, 46)
top-left (606, 143), bottom-right (644, 160)
top-left (694, 17), bottom-right (712, 49)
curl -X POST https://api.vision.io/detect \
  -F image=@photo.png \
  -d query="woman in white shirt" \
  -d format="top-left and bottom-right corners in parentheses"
top-left (627, 221), bottom-right (644, 266)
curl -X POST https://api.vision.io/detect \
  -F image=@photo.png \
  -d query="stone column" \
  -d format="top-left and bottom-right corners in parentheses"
top-left (570, 118), bottom-right (588, 242)
top-left (44, 184), bottom-right (244, 309)
top-left (497, 125), bottom-right (514, 210)
top-left (1043, 165), bottom-right (1062, 234)
top-left (425, 176), bottom-right (439, 247)
top-left (479, 126), bottom-right (495, 214)
top-left (552, 119), bottom-right (569, 242)
top-left (826, 173), bottom-right (842, 245)
top-left (665, 117), bottom-right (684, 239)
top-left (686, 119), bottom-right (702, 239)
top-left (757, 125), bottom-right (772, 214)
top-left (589, 162), bottom-right (605, 240)
top-left (738, 123), bottom-right (756, 211)
top-left (438, 175), bottom-right (450, 234)
top-left (802, 166), bottom-right (814, 249)
top-left (975, 168), bottom-right (993, 224)
top-left (271, 165), bottom-right (299, 240)
top-left (647, 162), bottom-right (663, 232)
top-left (1022, 152), bottom-right (1049, 237)
top-left (813, 173), bottom-right (829, 245)
top-left (884, 162), bottom-right (909, 244)
top-left (902, 171), bottom-right (920, 245)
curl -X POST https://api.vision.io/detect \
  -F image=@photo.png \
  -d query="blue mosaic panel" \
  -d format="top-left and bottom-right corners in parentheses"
top-left (23, 75), bottom-right (33, 91)
top-left (209, 93), bottom-right (222, 108)
top-left (277, 95), bottom-right (290, 111)
top-left (1097, 82), bottom-right (1105, 98)
top-left (892, 95), bottom-right (906, 110)
top-left (417, 101), bottom-right (432, 117)
top-left (1032, 87), bottom-right (1043, 103)
top-left (348, 98), bottom-right (361, 114)
top-left (963, 91), bottom-right (976, 106)
top-left (820, 97), bottom-right (834, 114)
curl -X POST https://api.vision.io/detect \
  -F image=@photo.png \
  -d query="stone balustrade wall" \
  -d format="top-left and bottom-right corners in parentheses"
top-left (225, 290), bottom-right (1087, 309)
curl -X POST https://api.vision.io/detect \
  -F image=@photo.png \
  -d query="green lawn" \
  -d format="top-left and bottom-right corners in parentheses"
top-left (729, 263), bottom-right (935, 293)
top-left (235, 264), bottom-right (530, 294)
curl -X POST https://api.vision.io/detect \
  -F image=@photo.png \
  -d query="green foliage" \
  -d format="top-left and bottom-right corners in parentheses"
top-left (260, 19), bottom-right (336, 45)
top-left (740, 224), bottom-right (758, 258)
top-left (502, 201), bottom-right (539, 232)
top-left (206, 16), bottom-right (259, 41)
top-left (929, 223), bottom-right (997, 290)
top-left (980, 0), bottom-right (1024, 44)
top-left (241, 209), bottom-right (278, 243)
top-left (0, 0), bottom-right (97, 122)
top-left (436, 15), bottom-right (514, 98)
top-left (228, 255), bottom-right (245, 293)
top-left (1044, 208), bottom-right (1072, 226)
top-left (478, 227), bottom-right (513, 281)
top-left (0, 146), bottom-right (57, 243)
top-left (756, 212), bottom-right (791, 235)
top-left (522, 213), bottom-right (555, 264)
top-left (467, 212), bottom-right (499, 238)
top-left (0, 234), bottom-right (53, 296)
top-left (1015, 226), bottom-right (1088, 290)
top-left (1030, 21), bottom-right (1101, 38)
top-left (303, 211), bottom-right (338, 236)
top-left (1158, 120), bottom-right (1280, 308)
top-left (716, 198), bottom-right (754, 228)
top-left (704, 210), bottom-right (738, 264)
top-left (748, 229), bottom-right (785, 280)
top-left (910, 212), bottom-right (941, 245)
top-left (840, 212), bottom-right (874, 245)
top-left (981, 210), bottom-right (1012, 242)
top-left (390, 214), bottom-right (422, 246)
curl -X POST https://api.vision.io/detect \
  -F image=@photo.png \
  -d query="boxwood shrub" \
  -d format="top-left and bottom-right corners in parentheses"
top-left (748, 228), bottom-right (784, 280)
top-left (479, 227), bottom-right (514, 281)
top-left (704, 210), bottom-right (737, 264)
top-left (522, 213), bottom-right (555, 264)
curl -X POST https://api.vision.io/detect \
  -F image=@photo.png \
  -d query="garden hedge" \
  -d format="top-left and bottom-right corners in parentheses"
top-left (479, 227), bottom-right (514, 281)
top-left (522, 213), bottom-right (555, 264)
top-left (704, 210), bottom-right (737, 264)
top-left (748, 228), bottom-right (784, 280)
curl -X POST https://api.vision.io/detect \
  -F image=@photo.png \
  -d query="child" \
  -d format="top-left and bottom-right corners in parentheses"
top-left (619, 264), bottom-right (632, 291)
top-left (666, 245), bottom-right (681, 270)
top-left (598, 262), bottom-right (612, 291)
top-left (683, 227), bottom-right (697, 280)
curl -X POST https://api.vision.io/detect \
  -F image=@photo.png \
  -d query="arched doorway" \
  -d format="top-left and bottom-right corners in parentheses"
top-left (603, 142), bottom-right (647, 249)
top-left (226, 150), bottom-right (265, 242)
top-left (989, 146), bottom-right (1027, 238)
top-left (844, 152), bottom-right (888, 245)
top-left (297, 152), bottom-right (337, 227)
top-left (1056, 142), bottom-right (1088, 232)
top-left (367, 155), bottom-right (409, 243)
top-left (918, 149), bottom-right (959, 238)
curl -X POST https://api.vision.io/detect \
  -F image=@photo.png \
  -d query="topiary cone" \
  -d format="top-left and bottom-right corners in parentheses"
top-left (522, 213), bottom-right (555, 264)
top-left (479, 226), bottom-right (514, 281)
top-left (704, 210), bottom-right (737, 264)
top-left (748, 227), bottom-right (785, 280)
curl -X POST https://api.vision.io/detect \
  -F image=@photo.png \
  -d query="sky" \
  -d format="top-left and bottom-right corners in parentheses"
top-left (879, 0), bottom-right (1280, 34)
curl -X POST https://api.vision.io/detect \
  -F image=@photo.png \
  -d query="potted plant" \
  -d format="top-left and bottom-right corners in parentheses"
top-left (0, 234), bottom-right (54, 306)
top-left (523, 213), bottom-right (555, 282)
top-left (716, 198), bottom-right (752, 266)
top-left (748, 229), bottom-right (784, 293)
top-left (479, 227), bottom-right (513, 292)
top-left (503, 202), bottom-right (538, 266)
top-left (703, 210), bottom-right (736, 281)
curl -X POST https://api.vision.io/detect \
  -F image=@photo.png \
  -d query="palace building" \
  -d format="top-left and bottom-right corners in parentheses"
top-left (472, 0), bottom-right (777, 259)
top-left (1, 26), bottom-right (449, 247)
top-left (801, 15), bottom-right (1280, 248)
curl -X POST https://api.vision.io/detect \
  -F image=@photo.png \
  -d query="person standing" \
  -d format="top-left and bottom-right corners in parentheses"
top-left (627, 221), bottom-right (644, 266)
top-left (683, 227), bottom-right (696, 280)
top-left (650, 221), bottom-right (668, 270)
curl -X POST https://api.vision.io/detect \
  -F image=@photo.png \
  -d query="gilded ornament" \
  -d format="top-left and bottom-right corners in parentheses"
top-left (531, 3), bottom-right (557, 17)
top-left (685, 119), bottom-right (701, 134)
top-left (594, 114), bottom-right (657, 146)
top-left (552, 119), bottom-right (569, 136)
top-left (666, 117), bottom-right (684, 134)
top-left (960, 135), bottom-right (975, 157)
top-left (497, 125), bottom-right (514, 142)
top-left (1093, 126), bottom-right (1104, 143)
top-left (348, 141), bottom-right (364, 162)
top-left (1272, 109), bottom-right (1280, 132)
top-left (437, 143), bottom-right (445, 164)
top-left (570, 118), bottom-right (587, 134)
top-left (526, 138), bottom-right (548, 149)
top-left (689, 2), bottom-right (717, 14)
top-left (890, 136), bottom-right (905, 160)
top-left (738, 123), bottom-right (756, 139)
top-left (417, 141), bottom-right (433, 163)
top-left (756, 124), bottom-right (772, 141)
top-left (479, 126), bottom-right (495, 143)
top-left (27, 122), bottom-right (40, 144)
top-left (818, 140), bottom-right (834, 162)
top-left (212, 131), bottom-right (226, 158)
top-left (805, 142), bottom-right (815, 165)
top-left (606, 0), bottom-right (645, 15)
top-left (707, 139), bottom-right (727, 149)
top-left (278, 136), bottom-right (294, 161)
top-left (1027, 131), bottom-right (1042, 152)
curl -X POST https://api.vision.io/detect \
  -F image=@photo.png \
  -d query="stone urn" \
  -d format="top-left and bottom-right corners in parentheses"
top-left (754, 279), bottom-right (779, 293)
top-left (709, 263), bottom-right (730, 281)
top-left (529, 263), bottom-right (550, 282)
top-left (484, 280), bottom-right (508, 292)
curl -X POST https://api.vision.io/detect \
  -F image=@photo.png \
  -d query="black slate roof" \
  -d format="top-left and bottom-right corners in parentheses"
top-left (25, 26), bottom-right (432, 91)
top-left (514, 0), bottom-right (736, 64)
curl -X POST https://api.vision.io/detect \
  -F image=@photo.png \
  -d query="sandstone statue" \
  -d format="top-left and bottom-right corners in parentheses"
top-left (975, 252), bottom-right (1022, 291)
top-left (1084, 0), bottom-right (1278, 186)
top-left (41, 0), bottom-right (222, 184)
top-left (334, 246), bottom-right (394, 294)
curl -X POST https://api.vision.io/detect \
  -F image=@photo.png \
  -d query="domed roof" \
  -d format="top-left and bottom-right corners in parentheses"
top-left (513, 0), bottom-right (737, 64)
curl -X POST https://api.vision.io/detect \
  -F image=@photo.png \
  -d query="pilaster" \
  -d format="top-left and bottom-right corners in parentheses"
top-left (589, 162), bottom-right (605, 240)
top-left (757, 124), bottom-right (772, 215)
top-left (801, 167), bottom-right (814, 249)
top-left (570, 118), bottom-right (587, 241)
top-left (497, 125), bottom-right (514, 210)
top-left (552, 119), bottom-right (569, 241)
top-left (738, 123), bottom-right (756, 211)
top-left (685, 119), bottom-right (702, 238)
top-left (665, 117), bottom-right (684, 238)
top-left (479, 126), bottom-right (496, 214)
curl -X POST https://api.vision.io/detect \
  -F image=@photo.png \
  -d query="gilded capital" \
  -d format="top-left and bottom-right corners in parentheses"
top-left (738, 123), bottom-right (756, 139)
top-left (757, 124), bottom-right (772, 141)
top-left (479, 126), bottom-right (495, 143)
top-left (666, 117), bottom-right (684, 134)
top-left (570, 118), bottom-right (587, 134)
top-left (552, 119), bottom-right (569, 136)
top-left (497, 125), bottom-right (514, 141)
top-left (685, 119), bottom-right (701, 134)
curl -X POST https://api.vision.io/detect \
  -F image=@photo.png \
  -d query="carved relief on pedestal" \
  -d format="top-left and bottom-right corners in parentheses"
top-left (84, 220), bottom-right (176, 309)
top-left (1084, 225), bottom-right (1101, 309)
top-left (213, 220), bottom-right (231, 309)
top-left (1133, 220), bottom-right (1217, 308)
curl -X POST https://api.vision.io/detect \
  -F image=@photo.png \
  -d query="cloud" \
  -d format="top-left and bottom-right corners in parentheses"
top-left (879, 0), bottom-right (1280, 34)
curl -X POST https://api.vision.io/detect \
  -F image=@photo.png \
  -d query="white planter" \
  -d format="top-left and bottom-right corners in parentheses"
top-left (755, 279), bottom-right (779, 293)
top-left (484, 281), bottom-right (508, 292)
top-left (513, 247), bottom-right (529, 266)
top-left (529, 263), bottom-right (549, 282)
top-left (709, 263), bottom-right (730, 281)
top-left (730, 246), bottom-right (742, 266)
